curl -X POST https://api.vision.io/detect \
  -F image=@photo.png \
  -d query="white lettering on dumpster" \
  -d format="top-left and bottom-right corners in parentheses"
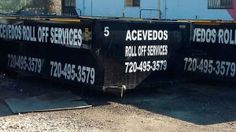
top-left (50, 27), bottom-right (82, 47)
top-left (184, 57), bottom-right (236, 78)
top-left (125, 60), bottom-right (167, 73)
top-left (0, 24), bottom-right (84, 47)
top-left (7, 54), bottom-right (44, 74)
top-left (125, 45), bottom-right (168, 57)
top-left (50, 61), bottom-right (96, 85)
top-left (124, 29), bottom-right (169, 73)
top-left (193, 28), bottom-right (236, 45)
top-left (126, 30), bottom-right (168, 41)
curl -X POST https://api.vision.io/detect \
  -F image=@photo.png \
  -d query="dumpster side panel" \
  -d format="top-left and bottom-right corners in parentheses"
top-left (183, 22), bottom-right (236, 81)
top-left (93, 19), bottom-right (190, 90)
top-left (0, 17), bottom-right (192, 92)
top-left (0, 18), bottom-right (105, 89)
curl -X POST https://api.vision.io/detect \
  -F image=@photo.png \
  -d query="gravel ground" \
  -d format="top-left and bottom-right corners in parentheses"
top-left (0, 73), bottom-right (236, 132)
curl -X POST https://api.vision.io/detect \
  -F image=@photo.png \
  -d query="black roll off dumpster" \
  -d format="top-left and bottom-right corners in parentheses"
top-left (0, 16), bottom-right (191, 95)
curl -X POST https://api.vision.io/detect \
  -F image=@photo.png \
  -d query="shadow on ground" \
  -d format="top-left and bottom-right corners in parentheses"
top-left (117, 82), bottom-right (236, 125)
top-left (1, 74), bottom-right (235, 125)
top-left (0, 74), bottom-right (109, 117)
top-left (0, 75), bottom-right (65, 116)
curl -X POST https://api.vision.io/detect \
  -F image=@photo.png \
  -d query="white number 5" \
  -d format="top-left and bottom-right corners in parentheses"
top-left (104, 26), bottom-right (110, 37)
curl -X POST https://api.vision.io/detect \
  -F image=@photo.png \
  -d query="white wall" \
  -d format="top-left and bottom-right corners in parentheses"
top-left (76, 0), bottom-right (124, 17)
top-left (162, 0), bottom-right (232, 20)
top-left (76, 0), bottom-right (233, 20)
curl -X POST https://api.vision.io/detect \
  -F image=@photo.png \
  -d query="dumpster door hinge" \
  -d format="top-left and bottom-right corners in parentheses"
top-left (103, 85), bottom-right (127, 98)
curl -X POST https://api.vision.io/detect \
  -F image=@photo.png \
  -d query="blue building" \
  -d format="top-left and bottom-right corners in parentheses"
top-left (76, 0), bottom-right (236, 20)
